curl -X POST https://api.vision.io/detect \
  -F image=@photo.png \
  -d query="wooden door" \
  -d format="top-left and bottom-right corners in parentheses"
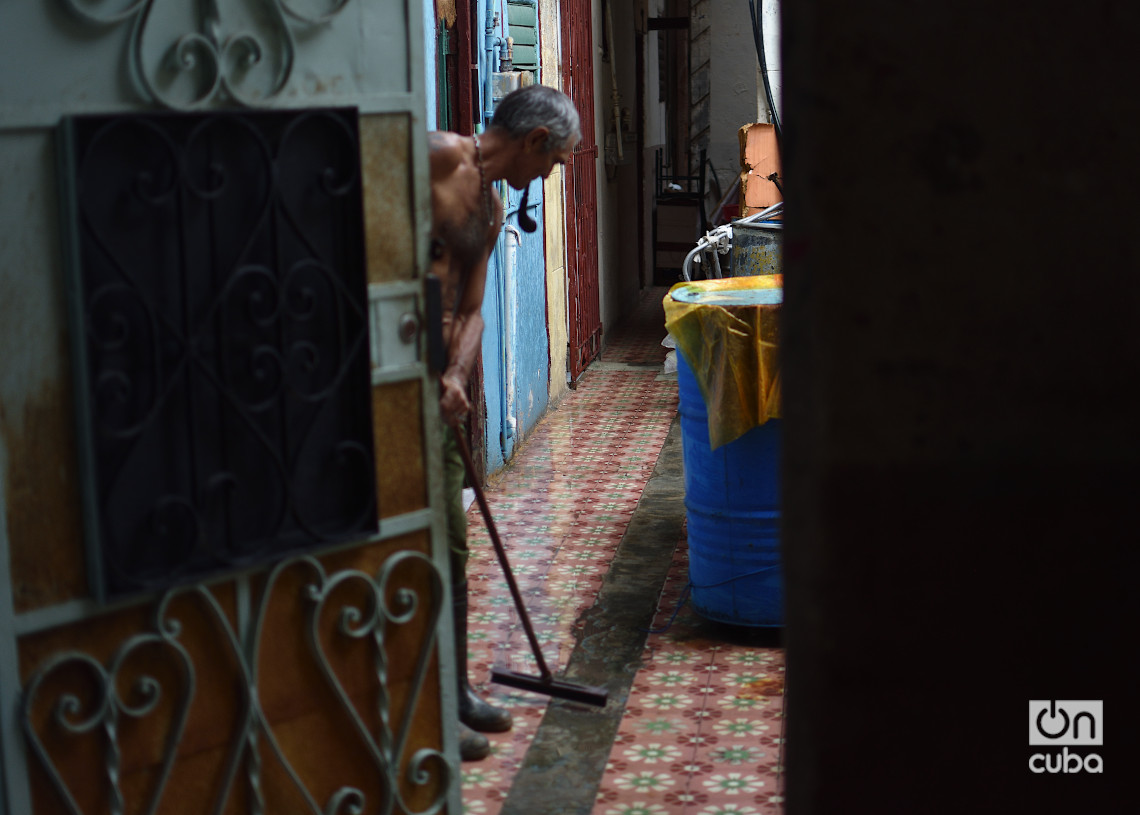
top-left (561, 0), bottom-right (602, 381)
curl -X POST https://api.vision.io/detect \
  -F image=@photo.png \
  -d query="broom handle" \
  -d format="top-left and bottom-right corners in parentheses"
top-left (451, 425), bottom-right (553, 682)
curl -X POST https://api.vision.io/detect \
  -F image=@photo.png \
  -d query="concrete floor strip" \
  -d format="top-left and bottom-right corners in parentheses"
top-left (498, 416), bottom-right (686, 815)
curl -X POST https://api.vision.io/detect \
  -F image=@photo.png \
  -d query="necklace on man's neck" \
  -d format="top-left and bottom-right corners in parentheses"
top-left (472, 134), bottom-right (493, 228)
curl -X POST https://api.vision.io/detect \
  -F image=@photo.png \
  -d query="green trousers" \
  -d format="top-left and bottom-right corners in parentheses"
top-left (441, 426), bottom-right (469, 583)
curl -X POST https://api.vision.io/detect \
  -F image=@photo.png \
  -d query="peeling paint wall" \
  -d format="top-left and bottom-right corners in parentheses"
top-left (0, 128), bottom-right (75, 614)
top-left (541, 0), bottom-right (570, 403)
top-left (0, 132), bottom-right (88, 612)
top-left (477, 0), bottom-right (552, 472)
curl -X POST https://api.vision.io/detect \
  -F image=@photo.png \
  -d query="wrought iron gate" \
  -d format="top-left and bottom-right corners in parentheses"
top-left (561, 0), bottom-right (602, 381)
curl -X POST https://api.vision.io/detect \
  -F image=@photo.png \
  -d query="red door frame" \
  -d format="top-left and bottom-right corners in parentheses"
top-left (561, 0), bottom-right (602, 381)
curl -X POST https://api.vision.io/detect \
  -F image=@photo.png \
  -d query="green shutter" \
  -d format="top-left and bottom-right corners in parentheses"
top-left (507, 1), bottom-right (539, 73)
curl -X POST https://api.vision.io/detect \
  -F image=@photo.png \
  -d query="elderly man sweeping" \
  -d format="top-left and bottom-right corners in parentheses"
top-left (428, 85), bottom-right (579, 761)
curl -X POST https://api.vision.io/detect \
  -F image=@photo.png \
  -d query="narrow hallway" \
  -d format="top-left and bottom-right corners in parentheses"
top-left (460, 287), bottom-right (787, 815)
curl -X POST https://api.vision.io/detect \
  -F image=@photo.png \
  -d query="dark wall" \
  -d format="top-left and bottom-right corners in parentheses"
top-left (781, 3), bottom-right (1140, 812)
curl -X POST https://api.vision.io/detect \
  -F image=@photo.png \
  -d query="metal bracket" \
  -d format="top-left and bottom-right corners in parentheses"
top-left (368, 281), bottom-right (425, 384)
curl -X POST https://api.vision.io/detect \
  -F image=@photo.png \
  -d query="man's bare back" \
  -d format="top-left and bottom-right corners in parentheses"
top-left (428, 132), bottom-right (503, 334)
top-left (428, 131), bottom-right (503, 424)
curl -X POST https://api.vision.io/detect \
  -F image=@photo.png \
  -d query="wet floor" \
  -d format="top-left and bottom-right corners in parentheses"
top-left (460, 287), bottom-right (786, 815)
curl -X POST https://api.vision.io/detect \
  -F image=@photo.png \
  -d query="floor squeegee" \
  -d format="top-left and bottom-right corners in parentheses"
top-left (451, 425), bottom-right (609, 708)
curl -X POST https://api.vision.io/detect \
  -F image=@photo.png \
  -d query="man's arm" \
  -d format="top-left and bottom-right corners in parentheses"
top-left (439, 301), bottom-right (484, 426)
top-left (439, 216), bottom-right (500, 426)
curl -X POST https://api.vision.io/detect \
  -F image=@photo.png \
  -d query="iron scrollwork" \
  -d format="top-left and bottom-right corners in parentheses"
top-left (60, 0), bottom-right (354, 109)
top-left (62, 108), bottom-right (376, 599)
top-left (22, 553), bottom-right (452, 814)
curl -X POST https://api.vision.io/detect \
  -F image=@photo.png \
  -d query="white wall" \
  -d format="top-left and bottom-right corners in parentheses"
top-left (595, 0), bottom-right (647, 333)
top-left (540, 0), bottom-right (571, 402)
top-left (645, 0), bottom-right (668, 149)
top-left (706, 0), bottom-right (769, 199)
top-left (425, 0), bottom-right (438, 130)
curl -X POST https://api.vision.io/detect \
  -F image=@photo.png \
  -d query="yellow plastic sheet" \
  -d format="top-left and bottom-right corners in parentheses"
top-left (664, 275), bottom-right (782, 450)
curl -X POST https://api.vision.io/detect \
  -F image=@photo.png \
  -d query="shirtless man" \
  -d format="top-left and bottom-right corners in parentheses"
top-left (429, 84), bottom-right (580, 761)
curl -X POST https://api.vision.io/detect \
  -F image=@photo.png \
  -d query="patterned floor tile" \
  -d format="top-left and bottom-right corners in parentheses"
top-left (460, 287), bottom-right (784, 814)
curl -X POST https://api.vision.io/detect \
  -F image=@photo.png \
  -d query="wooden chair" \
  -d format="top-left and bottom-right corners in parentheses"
top-left (653, 148), bottom-right (708, 285)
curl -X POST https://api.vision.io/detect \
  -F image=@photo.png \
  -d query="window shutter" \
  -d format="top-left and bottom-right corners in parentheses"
top-left (507, 1), bottom-right (539, 74)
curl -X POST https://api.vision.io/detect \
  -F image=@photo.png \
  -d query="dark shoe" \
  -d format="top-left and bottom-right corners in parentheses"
top-left (460, 686), bottom-right (513, 732)
top-left (459, 723), bottom-right (490, 761)
top-left (454, 581), bottom-right (514, 733)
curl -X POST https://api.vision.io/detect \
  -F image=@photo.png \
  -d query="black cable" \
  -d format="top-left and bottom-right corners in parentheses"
top-left (748, 0), bottom-right (782, 143)
top-left (517, 186), bottom-right (537, 232)
top-left (641, 581), bottom-right (692, 634)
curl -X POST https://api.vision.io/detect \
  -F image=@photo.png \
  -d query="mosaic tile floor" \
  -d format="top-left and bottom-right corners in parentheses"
top-left (461, 288), bottom-right (786, 815)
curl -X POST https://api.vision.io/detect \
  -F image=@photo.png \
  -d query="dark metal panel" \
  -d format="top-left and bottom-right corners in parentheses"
top-left (647, 16), bottom-right (690, 30)
top-left (58, 109), bottom-right (377, 600)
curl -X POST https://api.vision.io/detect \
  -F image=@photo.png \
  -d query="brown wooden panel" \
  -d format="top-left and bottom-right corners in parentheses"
top-left (19, 585), bottom-right (239, 814)
top-left (18, 531), bottom-right (446, 815)
top-left (656, 199), bottom-right (701, 236)
top-left (373, 380), bottom-right (428, 517)
top-left (2, 378), bottom-right (87, 613)
top-left (251, 534), bottom-right (444, 813)
top-left (453, 0), bottom-right (476, 136)
top-left (360, 114), bottom-right (415, 283)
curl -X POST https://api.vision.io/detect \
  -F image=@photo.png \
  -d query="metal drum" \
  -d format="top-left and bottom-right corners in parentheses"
top-left (731, 219), bottom-right (782, 277)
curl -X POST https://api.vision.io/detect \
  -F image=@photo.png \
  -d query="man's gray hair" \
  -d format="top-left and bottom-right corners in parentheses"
top-left (490, 85), bottom-right (581, 152)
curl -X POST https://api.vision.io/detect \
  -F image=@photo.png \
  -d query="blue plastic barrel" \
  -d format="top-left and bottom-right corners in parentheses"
top-left (676, 351), bottom-right (782, 627)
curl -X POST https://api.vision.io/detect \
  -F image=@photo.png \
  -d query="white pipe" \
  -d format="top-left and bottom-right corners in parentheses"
top-left (736, 201), bottom-right (785, 225)
top-left (503, 224), bottom-right (521, 450)
top-left (604, 0), bottom-right (623, 161)
top-left (484, 2), bottom-right (503, 123)
top-left (682, 223), bottom-right (734, 281)
top-left (682, 243), bottom-right (704, 282)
